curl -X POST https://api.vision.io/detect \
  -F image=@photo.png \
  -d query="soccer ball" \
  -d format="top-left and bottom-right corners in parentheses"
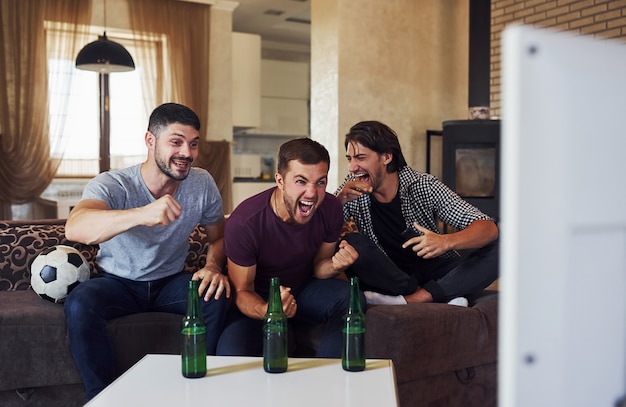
top-left (30, 245), bottom-right (91, 304)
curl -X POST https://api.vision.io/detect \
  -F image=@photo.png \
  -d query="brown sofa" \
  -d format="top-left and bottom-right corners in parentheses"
top-left (0, 218), bottom-right (498, 407)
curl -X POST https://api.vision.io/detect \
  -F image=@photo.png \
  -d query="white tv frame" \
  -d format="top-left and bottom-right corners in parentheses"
top-left (500, 25), bottom-right (626, 407)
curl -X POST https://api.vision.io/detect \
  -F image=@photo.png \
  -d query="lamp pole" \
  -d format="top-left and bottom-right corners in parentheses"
top-left (99, 73), bottom-right (111, 173)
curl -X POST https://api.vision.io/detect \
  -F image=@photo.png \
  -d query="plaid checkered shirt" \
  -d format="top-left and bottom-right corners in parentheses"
top-left (335, 166), bottom-right (493, 260)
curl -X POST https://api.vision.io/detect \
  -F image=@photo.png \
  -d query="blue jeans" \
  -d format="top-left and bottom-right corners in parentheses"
top-left (216, 277), bottom-right (359, 358)
top-left (64, 272), bottom-right (228, 400)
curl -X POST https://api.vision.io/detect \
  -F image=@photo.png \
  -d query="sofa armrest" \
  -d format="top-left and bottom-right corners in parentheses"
top-left (365, 291), bottom-right (498, 383)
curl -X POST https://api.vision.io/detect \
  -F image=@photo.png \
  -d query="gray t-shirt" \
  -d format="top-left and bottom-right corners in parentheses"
top-left (81, 164), bottom-right (223, 281)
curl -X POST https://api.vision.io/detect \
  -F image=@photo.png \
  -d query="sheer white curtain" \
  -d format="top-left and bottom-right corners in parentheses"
top-left (46, 21), bottom-right (98, 172)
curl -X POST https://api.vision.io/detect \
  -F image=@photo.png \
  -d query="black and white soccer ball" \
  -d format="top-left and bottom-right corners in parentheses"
top-left (30, 245), bottom-right (90, 304)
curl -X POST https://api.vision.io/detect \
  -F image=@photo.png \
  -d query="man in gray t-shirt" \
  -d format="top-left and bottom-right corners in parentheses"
top-left (64, 103), bottom-right (230, 400)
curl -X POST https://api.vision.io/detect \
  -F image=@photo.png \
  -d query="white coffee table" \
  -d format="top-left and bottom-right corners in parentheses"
top-left (85, 354), bottom-right (398, 406)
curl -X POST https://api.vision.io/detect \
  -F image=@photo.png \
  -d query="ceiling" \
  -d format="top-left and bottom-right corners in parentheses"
top-left (231, 0), bottom-right (311, 48)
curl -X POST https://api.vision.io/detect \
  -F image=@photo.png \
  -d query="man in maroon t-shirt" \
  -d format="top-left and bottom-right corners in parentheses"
top-left (217, 138), bottom-right (360, 357)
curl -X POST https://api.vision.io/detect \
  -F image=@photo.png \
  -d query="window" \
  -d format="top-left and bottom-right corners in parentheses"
top-left (47, 29), bottom-right (161, 177)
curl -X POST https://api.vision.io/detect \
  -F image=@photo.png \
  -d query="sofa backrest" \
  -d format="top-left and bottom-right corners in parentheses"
top-left (0, 219), bottom-right (211, 291)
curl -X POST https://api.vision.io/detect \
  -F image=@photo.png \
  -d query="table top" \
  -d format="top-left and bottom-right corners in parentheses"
top-left (86, 354), bottom-right (398, 406)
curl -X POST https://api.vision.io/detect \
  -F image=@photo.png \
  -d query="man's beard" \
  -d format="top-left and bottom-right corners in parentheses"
top-left (282, 193), bottom-right (316, 224)
top-left (155, 154), bottom-right (192, 181)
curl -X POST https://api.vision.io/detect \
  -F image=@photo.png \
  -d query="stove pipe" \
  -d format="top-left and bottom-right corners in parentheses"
top-left (468, 0), bottom-right (491, 119)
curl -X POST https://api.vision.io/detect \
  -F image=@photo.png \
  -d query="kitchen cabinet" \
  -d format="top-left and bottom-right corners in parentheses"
top-left (232, 32), bottom-right (261, 130)
top-left (243, 97), bottom-right (308, 136)
top-left (239, 59), bottom-right (309, 137)
top-left (261, 59), bottom-right (309, 99)
top-left (231, 181), bottom-right (274, 211)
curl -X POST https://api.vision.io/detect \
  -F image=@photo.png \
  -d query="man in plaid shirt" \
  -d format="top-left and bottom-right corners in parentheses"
top-left (335, 121), bottom-right (499, 306)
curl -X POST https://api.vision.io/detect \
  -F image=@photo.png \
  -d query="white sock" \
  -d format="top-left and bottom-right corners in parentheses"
top-left (447, 297), bottom-right (469, 307)
top-left (364, 291), bottom-right (407, 305)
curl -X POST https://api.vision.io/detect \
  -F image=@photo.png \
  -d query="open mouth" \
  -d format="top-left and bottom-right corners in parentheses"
top-left (298, 200), bottom-right (314, 216)
top-left (354, 172), bottom-right (371, 184)
top-left (172, 157), bottom-right (191, 171)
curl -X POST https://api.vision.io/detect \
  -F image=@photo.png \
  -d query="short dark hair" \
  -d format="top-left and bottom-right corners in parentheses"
top-left (148, 103), bottom-right (200, 136)
top-left (345, 121), bottom-right (407, 173)
top-left (277, 138), bottom-right (330, 175)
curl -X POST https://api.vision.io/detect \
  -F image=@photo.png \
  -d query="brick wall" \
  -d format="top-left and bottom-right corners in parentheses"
top-left (490, 0), bottom-right (626, 116)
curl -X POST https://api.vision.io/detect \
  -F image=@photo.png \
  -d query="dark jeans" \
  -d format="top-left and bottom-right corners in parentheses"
top-left (216, 277), bottom-right (359, 358)
top-left (342, 232), bottom-right (499, 302)
top-left (64, 272), bottom-right (228, 400)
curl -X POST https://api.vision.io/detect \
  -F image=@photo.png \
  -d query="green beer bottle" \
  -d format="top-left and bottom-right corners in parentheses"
top-left (342, 276), bottom-right (366, 372)
top-left (263, 277), bottom-right (288, 373)
top-left (181, 279), bottom-right (206, 378)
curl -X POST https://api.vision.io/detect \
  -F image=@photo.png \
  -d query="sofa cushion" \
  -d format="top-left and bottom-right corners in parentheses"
top-left (0, 290), bottom-right (83, 392)
top-left (106, 312), bottom-right (182, 374)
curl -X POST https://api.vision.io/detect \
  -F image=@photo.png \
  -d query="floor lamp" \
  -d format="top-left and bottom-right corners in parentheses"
top-left (75, 33), bottom-right (135, 173)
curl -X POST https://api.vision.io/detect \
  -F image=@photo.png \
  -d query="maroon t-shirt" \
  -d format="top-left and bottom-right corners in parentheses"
top-left (224, 187), bottom-right (343, 295)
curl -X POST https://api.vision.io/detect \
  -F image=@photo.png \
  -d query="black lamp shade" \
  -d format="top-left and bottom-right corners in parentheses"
top-left (75, 33), bottom-right (135, 73)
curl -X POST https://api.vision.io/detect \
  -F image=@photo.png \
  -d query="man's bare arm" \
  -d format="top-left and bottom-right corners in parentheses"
top-left (229, 260), bottom-right (270, 319)
top-left (65, 195), bottom-right (182, 245)
top-left (402, 220), bottom-right (498, 259)
top-left (313, 240), bottom-right (358, 279)
top-left (228, 259), bottom-right (297, 319)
